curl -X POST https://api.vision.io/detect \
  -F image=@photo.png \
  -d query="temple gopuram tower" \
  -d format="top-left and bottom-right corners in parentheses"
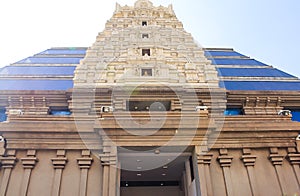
top-left (0, 0), bottom-right (299, 195)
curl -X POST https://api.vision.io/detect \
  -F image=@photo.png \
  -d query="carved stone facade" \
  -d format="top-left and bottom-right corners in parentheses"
top-left (74, 0), bottom-right (219, 88)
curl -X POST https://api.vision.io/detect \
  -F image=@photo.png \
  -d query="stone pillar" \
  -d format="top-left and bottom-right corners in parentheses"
top-left (51, 150), bottom-right (68, 196)
top-left (100, 145), bottom-right (118, 196)
top-left (196, 147), bottom-right (213, 196)
top-left (286, 148), bottom-right (300, 187)
top-left (20, 150), bottom-right (38, 196)
top-left (116, 162), bottom-right (121, 196)
top-left (77, 150), bottom-right (93, 196)
top-left (241, 149), bottom-right (259, 196)
top-left (182, 171), bottom-right (188, 196)
top-left (185, 159), bottom-right (192, 196)
top-left (217, 149), bottom-right (234, 196)
top-left (269, 147), bottom-right (286, 195)
top-left (0, 150), bottom-right (17, 196)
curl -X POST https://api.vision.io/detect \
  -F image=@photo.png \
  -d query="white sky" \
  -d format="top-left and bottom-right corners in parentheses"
top-left (1, 0), bottom-right (300, 77)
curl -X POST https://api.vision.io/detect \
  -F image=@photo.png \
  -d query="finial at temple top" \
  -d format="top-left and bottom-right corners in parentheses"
top-left (134, 0), bottom-right (154, 8)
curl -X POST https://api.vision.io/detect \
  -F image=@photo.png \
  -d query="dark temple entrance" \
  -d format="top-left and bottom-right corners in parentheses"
top-left (119, 147), bottom-right (198, 196)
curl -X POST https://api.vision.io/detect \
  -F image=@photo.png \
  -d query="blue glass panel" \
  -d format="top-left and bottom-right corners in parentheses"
top-left (39, 49), bottom-right (87, 55)
top-left (210, 58), bottom-right (267, 66)
top-left (15, 57), bottom-right (82, 64)
top-left (0, 80), bottom-right (73, 90)
top-left (205, 51), bottom-right (245, 57)
top-left (50, 110), bottom-right (72, 116)
top-left (291, 110), bottom-right (300, 122)
top-left (224, 108), bottom-right (243, 116)
top-left (0, 66), bottom-right (76, 76)
top-left (218, 68), bottom-right (295, 78)
top-left (0, 108), bottom-right (7, 122)
top-left (220, 81), bottom-right (300, 91)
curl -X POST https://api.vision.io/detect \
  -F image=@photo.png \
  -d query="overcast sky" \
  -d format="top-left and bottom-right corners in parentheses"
top-left (0, 0), bottom-right (299, 77)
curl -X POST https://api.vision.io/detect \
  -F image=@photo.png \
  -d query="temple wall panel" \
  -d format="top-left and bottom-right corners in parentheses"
top-left (209, 150), bottom-right (227, 196)
top-left (27, 150), bottom-right (56, 196)
top-left (229, 150), bottom-right (252, 196)
top-left (59, 150), bottom-right (81, 196)
top-left (207, 148), bottom-right (300, 195)
top-left (86, 154), bottom-right (103, 196)
top-left (0, 150), bottom-right (103, 196)
top-left (5, 150), bottom-right (26, 196)
top-left (280, 148), bottom-right (300, 195)
top-left (252, 149), bottom-right (284, 195)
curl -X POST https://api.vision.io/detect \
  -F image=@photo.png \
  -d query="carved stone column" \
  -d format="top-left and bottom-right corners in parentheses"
top-left (241, 149), bottom-right (259, 196)
top-left (286, 148), bottom-right (300, 187)
top-left (185, 159), bottom-right (192, 196)
top-left (217, 149), bottom-right (234, 196)
top-left (51, 150), bottom-right (68, 196)
top-left (196, 146), bottom-right (213, 196)
top-left (77, 150), bottom-right (93, 196)
top-left (20, 150), bottom-right (38, 196)
top-left (0, 150), bottom-right (17, 196)
top-left (100, 145), bottom-right (117, 196)
top-left (269, 147), bottom-right (286, 195)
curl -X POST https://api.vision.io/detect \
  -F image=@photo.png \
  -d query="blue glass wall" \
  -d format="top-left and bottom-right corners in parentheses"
top-left (210, 58), bottom-right (267, 66)
top-left (224, 108), bottom-right (243, 116)
top-left (16, 57), bottom-right (82, 64)
top-left (0, 66), bottom-right (76, 76)
top-left (0, 108), bottom-right (7, 122)
top-left (291, 110), bottom-right (300, 122)
top-left (39, 49), bottom-right (86, 55)
top-left (50, 110), bottom-right (72, 116)
top-left (218, 68), bottom-right (294, 78)
top-left (220, 81), bottom-right (300, 91)
top-left (204, 51), bottom-right (245, 57)
top-left (0, 80), bottom-right (73, 90)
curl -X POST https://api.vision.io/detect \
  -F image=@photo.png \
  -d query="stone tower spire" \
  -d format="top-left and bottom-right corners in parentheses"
top-left (74, 0), bottom-right (219, 88)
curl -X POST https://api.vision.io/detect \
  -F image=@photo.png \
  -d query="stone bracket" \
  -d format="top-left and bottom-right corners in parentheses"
top-left (241, 149), bottom-right (257, 167)
top-left (197, 153), bottom-right (213, 165)
top-left (77, 150), bottom-right (93, 169)
top-left (51, 150), bottom-right (68, 169)
top-left (0, 157), bottom-right (17, 168)
top-left (0, 150), bottom-right (17, 169)
top-left (241, 155), bottom-right (257, 167)
top-left (269, 150), bottom-right (284, 166)
top-left (287, 153), bottom-right (300, 165)
top-left (99, 153), bottom-right (117, 166)
top-left (218, 149), bottom-right (233, 167)
top-left (21, 157), bottom-right (38, 169)
top-left (21, 150), bottom-right (38, 169)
